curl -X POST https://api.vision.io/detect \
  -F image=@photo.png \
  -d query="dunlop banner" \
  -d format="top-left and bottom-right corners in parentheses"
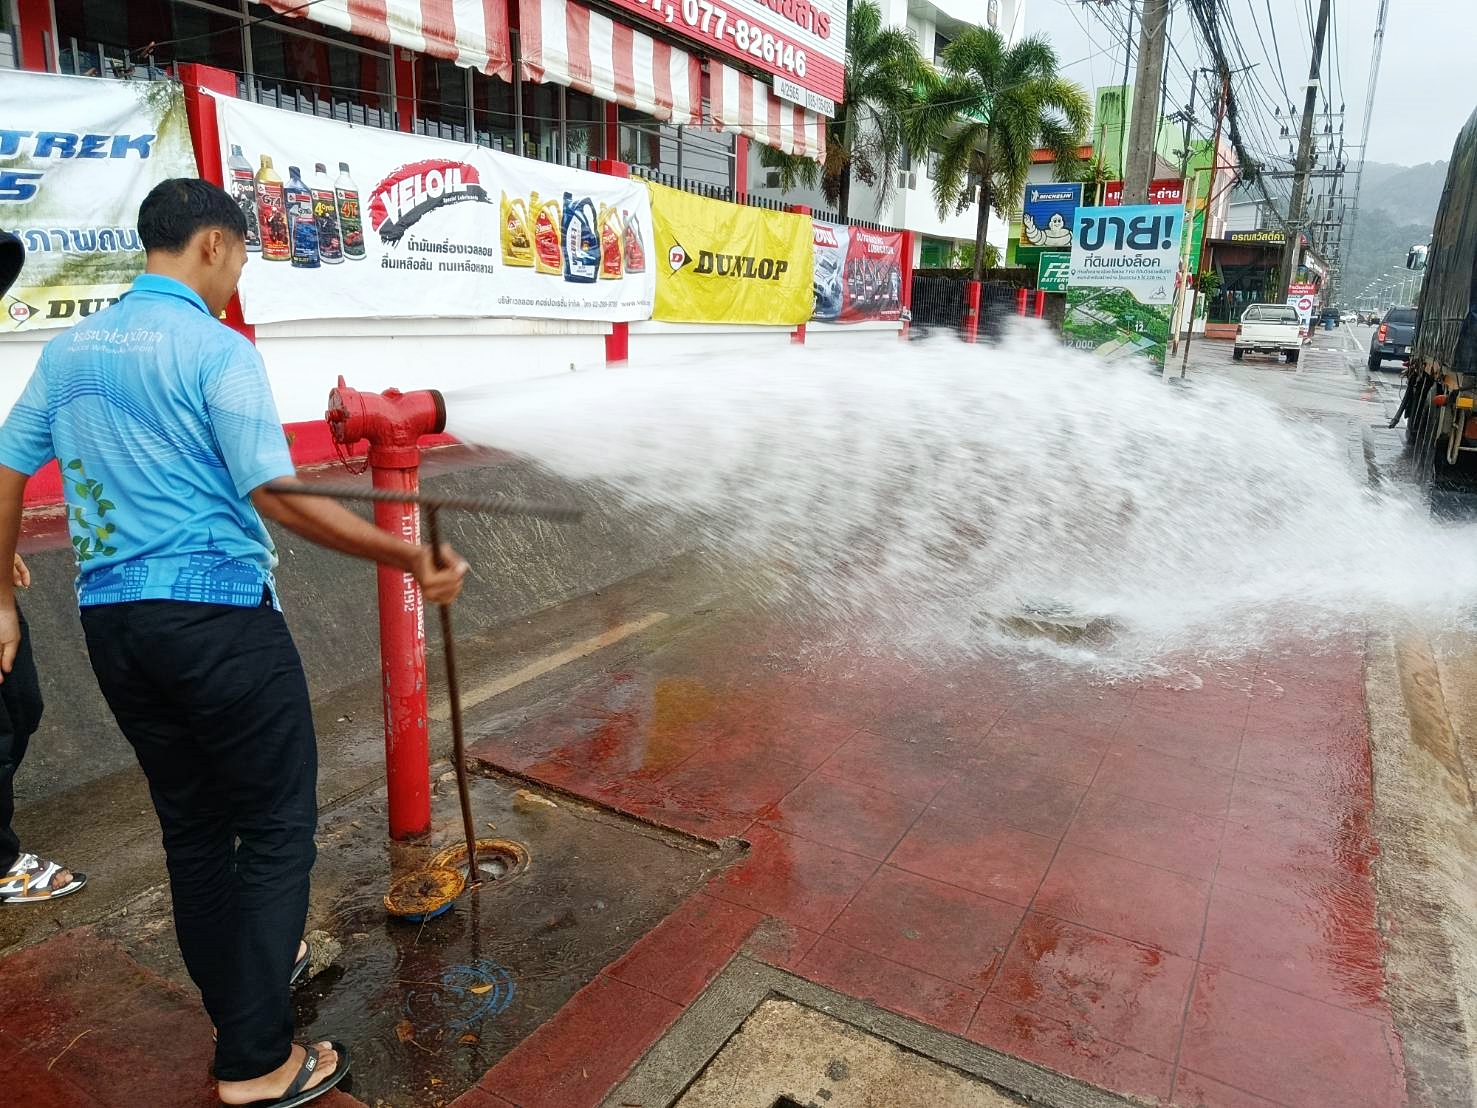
top-left (213, 94), bottom-right (654, 324)
top-left (0, 71), bottom-right (198, 333)
top-left (649, 182), bottom-right (813, 325)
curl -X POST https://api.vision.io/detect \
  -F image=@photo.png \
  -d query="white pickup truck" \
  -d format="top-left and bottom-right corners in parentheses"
top-left (1232, 303), bottom-right (1303, 364)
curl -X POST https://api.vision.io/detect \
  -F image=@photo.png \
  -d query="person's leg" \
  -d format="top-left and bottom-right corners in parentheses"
top-left (80, 602), bottom-right (239, 1024)
top-left (82, 600), bottom-right (316, 1081)
top-left (0, 610), bottom-right (79, 899)
top-left (0, 646), bottom-right (27, 875)
top-left (188, 604), bottom-right (318, 1079)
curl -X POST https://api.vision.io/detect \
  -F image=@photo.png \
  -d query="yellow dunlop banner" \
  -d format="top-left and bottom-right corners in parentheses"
top-left (649, 182), bottom-right (814, 325)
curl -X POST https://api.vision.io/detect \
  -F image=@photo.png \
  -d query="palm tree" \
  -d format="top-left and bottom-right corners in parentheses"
top-left (912, 29), bottom-right (1091, 280)
top-left (758, 0), bottom-right (925, 222)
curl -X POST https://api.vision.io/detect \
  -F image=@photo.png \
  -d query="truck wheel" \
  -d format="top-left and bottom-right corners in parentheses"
top-left (1405, 376), bottom-right (1435, 448)
top-left (1368, 352), bottom-right (1381, 373)
top-left (1285, 349), bottom-right (1299, 365)
top-left (1232, 347), bottom-right (1244, 361)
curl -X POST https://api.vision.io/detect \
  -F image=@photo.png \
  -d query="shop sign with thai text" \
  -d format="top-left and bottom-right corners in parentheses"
top-left (606, 0), bottom-right (846, 106)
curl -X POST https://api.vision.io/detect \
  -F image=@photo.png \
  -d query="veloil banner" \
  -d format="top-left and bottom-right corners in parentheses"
top-left (812, 220), bottom-right (904, 323)
top-left (212, 94), bottom-right (654, 324)
top-left (649, 182), bottom-right (813, 325)
top-left (0, 71), bottom-right (198, 333)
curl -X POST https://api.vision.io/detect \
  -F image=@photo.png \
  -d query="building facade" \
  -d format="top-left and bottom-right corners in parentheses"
top-left (747, 0), bottom-right (1027, 265)
top-left (5, 0), bottom-right (835, 189)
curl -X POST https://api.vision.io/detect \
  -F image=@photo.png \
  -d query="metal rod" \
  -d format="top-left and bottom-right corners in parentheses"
top-left (265, 480), bottom-right (582, 521)
top-left (427, 506), bottom-right (479, 888)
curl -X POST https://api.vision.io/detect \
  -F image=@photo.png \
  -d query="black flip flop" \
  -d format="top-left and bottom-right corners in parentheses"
top-left (290, 946), bottom-right (310, 986)
top-left (228, 1040), bottom-right (350, 1108)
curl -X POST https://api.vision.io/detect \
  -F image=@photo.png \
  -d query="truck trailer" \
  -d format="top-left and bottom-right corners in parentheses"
top-left (1395, 105), bottom-right (1477, 476)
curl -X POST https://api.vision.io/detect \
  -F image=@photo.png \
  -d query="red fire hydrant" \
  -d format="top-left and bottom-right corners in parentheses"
top-left (326, 376), bottom-right (447, 842)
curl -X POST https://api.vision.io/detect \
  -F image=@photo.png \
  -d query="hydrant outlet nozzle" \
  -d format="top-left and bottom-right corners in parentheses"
top-left (327, 376), bottom-right (447, 469)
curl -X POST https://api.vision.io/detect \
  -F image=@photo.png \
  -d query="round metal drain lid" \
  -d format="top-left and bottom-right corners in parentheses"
top-left (431, 838), bottom-right (530, 885)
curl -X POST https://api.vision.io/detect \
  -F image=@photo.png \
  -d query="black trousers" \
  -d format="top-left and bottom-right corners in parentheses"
top-left (0, 609), bottom-right (44, 875)
top-left (81, 597), bottom-right (317, 1082)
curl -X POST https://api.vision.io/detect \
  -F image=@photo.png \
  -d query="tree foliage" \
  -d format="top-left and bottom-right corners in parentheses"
top-left (758, 0), bottom-right (925, 220)
top-left (910, 30), bottom-right (1090, 279)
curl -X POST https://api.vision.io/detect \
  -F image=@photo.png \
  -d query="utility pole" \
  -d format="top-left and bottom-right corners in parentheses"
top-left (1116, 0), bottom-right (1137, 186)
top-left (1178, 68), bottom-right (1229, 377)
top-left (1123, 0), bottom-right (1170, 204)
top-left (1278, 0), bottom-right (1332, 299)
top-left (1177, 68), bottom-right (1201, 179)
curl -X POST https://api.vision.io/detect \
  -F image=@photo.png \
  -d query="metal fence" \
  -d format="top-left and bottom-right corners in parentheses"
top-left (910, 269), bottom-right (1034, 338)
top-left (237, 76), bottom-right (398, 132)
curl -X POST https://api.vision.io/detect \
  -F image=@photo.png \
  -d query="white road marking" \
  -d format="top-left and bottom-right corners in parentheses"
top-left (429, 612), bottom-right (670, 721)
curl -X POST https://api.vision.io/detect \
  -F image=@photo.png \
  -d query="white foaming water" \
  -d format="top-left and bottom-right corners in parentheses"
top-left (444, 329), bottom-right (1477, 673)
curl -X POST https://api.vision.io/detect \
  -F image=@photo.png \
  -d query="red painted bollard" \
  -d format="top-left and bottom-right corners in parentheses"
top-left (325, 377), bottom-right (447, 841)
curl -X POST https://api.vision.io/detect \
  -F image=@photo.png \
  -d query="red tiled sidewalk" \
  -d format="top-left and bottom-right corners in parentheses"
top-left (0, 930), bottom-right (364, 1108)
top-left (467, 624), bottom-right (1406, 1108)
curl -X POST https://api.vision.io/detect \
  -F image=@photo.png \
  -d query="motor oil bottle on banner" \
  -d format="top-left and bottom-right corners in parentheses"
top-left (284, 167), bottom-right (320, 268)
top-left (597, 204), bottom-right (623, 280)
top-left (311, 163), bottom-right (344, 264)
top-left (335, 162), bottom-right (366, 260)
top-left (500, 192), bottom-right (533, 267)
top-left (227, 145), bottom-right (261, 251)
top-left (255, 155), bottom-right (290, 262)
top-left (532, 192), bottom-right (563, 276)
top-left (621, 210), bottom-right (646, 274)
top-left (562, 194), bottom-right (599, 284)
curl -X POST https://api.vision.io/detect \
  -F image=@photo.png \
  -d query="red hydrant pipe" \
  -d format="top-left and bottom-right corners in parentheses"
top-left (326, 377), bottom-right (447, 841)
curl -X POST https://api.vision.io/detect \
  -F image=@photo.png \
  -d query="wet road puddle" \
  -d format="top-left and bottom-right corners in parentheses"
top-left (105, 771), bottom-right (735, 1108)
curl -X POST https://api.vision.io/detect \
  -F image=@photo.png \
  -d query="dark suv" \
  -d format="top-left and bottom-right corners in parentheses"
top-left (1369, 307), bottom-right (1417, 370)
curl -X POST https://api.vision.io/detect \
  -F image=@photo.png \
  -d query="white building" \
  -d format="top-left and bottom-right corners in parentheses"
top-left (748, 0), bottom-right (1027, 266)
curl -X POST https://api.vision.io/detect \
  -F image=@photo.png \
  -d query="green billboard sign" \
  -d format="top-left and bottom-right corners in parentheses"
top-left (1037, 252), bottom-right (1071, 292)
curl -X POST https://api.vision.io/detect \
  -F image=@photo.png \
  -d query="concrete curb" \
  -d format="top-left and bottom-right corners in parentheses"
top-left (1366, 629), bottom-right (1477, 1107)
top-left (603, 955), bottom-right (1147, 1108)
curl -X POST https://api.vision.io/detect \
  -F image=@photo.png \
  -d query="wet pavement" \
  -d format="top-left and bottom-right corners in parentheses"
top-left (0, 329), bottom-right (1458, 1108)
top-left (459, 612), bottom-right (1402, 1108)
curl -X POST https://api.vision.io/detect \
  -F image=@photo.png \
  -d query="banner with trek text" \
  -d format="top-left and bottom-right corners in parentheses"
top-left (811, 221), bottom-right (903, 323)
top-left (212, 94), bottom-right (655, 324)
top-left (0, 71), bottom-right (199, 333)
top-left (649, 182), bottom-right (813, 325)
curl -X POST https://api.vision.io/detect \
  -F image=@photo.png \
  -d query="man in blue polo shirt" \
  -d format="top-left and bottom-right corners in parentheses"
top-left (0, 179), bottom-right (468, 1108)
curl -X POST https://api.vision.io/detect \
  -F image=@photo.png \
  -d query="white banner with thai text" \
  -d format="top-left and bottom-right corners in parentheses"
top-left (212, 94), bottom-right (655, 324)
top-left (0, 71), bottom-right (198, 333)
top-left (1068, 203), bottom-right (1185, 306)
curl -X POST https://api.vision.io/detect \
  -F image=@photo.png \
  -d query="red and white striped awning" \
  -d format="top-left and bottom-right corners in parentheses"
top-left (709, 63), bottom-right (827, 161)
top-left (519, 0), bottom-right (701, 125)
top-left (264, 0), bottom-right (511, 79)
top-left (272, 0), bottom-right (826, 160)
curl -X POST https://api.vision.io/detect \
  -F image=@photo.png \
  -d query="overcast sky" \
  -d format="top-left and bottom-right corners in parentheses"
top-left (1026, 0), bottom-right (1472, 168)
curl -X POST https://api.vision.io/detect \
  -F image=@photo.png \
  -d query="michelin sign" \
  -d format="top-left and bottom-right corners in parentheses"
top-left (1068, 204), bottom-right (1184, 304)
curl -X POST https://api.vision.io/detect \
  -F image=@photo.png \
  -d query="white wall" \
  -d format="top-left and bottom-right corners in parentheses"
top-left (0, 317), bottom-right (902, 430)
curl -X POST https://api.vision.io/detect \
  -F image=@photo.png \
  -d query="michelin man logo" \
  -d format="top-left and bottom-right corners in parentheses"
top-left (1023, 211), bottom-right (1073, 249)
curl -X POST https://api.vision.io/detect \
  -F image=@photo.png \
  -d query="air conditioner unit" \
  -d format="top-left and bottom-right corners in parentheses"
top-left (764, 169), bottom-right (781, 189)
top-left (897, 170), bottom-right (918, 191)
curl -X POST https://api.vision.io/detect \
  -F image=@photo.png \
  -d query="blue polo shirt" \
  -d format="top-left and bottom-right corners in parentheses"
top-left (0, 275), bottom-right (296, 608)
